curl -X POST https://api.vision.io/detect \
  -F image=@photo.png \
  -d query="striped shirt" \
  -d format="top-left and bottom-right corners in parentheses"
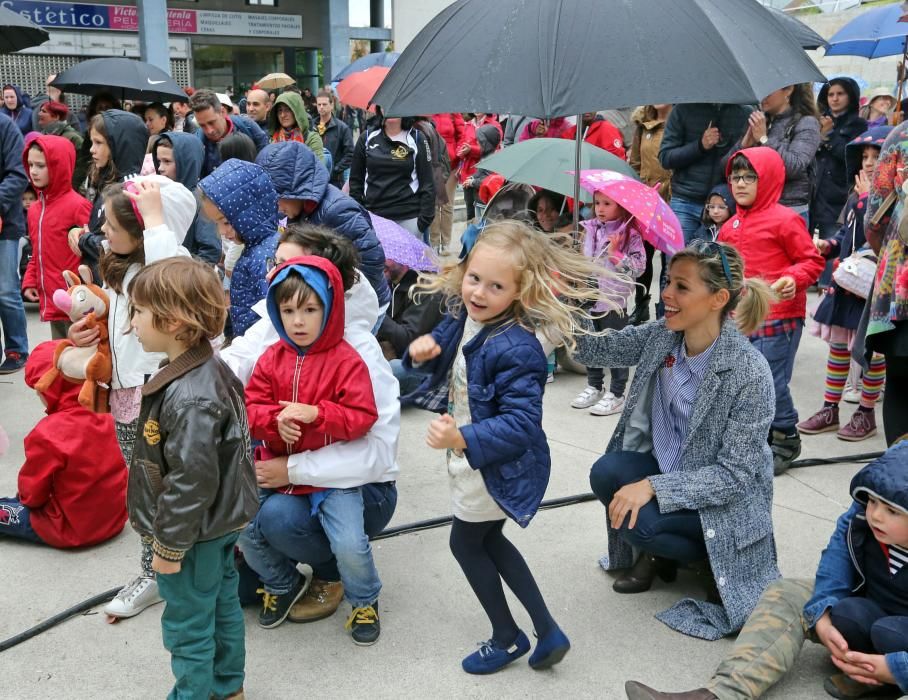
top-left (888, 543), bottom-right (908, 576)
top-left (651, 337), bottom-right (719, 474)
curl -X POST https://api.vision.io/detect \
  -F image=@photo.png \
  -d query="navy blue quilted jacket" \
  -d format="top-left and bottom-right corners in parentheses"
top-left (199, 158), bottom-right (279, 336)
top-left (402, 313), bottom-right (550, 527)
top-left (255, 141), bottom-right (390, 308)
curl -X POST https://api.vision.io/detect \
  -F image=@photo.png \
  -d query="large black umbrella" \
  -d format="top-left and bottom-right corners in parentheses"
top-left (372, 0), bottom-right (825, 118)
top-left (768, 7), bottom-right (828, 51)
top-left (0, 6), bottom-right (48, 53)
top-left (50, 58), bottom-right (186, 103)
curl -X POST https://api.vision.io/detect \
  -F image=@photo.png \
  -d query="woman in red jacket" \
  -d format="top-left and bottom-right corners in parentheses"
top-left (0, 341), bottom-right (127, 547)
top-left (454, 114), bottom-right (503, 221)
top-left (21, 134), bottom-right (92, 339)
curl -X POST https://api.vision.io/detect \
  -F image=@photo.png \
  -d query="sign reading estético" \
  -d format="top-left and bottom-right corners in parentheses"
top-left (0, 0), bottom-right (303, 39)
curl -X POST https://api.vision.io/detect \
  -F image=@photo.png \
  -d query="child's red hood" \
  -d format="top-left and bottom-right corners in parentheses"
top-left (22, 134), bottom-right (76, 202)
top-left (724, 146), bottom-right (785, 215)
top-left (25, 340), bottom-right (83, 414)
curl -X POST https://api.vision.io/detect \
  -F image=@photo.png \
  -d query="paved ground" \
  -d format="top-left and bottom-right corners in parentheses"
top-left (0, 244), bottom-right (893, 699)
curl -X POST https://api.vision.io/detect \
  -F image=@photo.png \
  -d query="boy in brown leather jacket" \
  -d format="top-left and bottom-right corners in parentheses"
top-left (126, 257), bottom-right (258, 700)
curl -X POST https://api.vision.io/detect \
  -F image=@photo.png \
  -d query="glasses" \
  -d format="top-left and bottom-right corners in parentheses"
top-left (728, 174), bottom-right (758, 185)
top-left (690, 240), bottom-right (733, 285)
top-left (706, 204), bottom-right (729, 211)
top-left (265, 257), bottom-right (278, 273)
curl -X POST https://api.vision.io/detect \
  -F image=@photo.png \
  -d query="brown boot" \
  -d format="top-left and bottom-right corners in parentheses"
top-left (625, 680), bottom-right (717, 699)
top-left (287, 578), bottom-right (344, 623)
top-left (824, 673), bottom-right (901, 699)
top-left (613, 553), bottom-right (677, 594)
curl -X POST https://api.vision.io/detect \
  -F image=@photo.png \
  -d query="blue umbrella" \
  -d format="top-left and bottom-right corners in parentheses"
top-left (825, 4), bottom-right (908, 59)
top-left (332, 52), bottom-right (400, 82)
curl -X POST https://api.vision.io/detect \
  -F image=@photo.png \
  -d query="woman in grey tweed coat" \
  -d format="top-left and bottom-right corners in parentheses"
top-left (576, 241), bottom-right (781, 640)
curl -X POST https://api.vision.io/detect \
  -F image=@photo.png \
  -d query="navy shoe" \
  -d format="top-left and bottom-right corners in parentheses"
top-left (529, 626), bottom-right (571, 670)
top-left (0, 351), bottom-right (27, 375)
top-left (462, 630), bottom-right (530, 675)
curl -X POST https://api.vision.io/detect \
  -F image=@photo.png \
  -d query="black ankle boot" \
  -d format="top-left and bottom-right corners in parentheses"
top-left (613, 553), bottom-right (677, 594)
top-left (630, 295), bottom-right (651, 326)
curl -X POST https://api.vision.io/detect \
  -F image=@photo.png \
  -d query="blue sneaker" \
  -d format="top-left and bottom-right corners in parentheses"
top-left (529, 626), bottom-right (571, 669)
top-left (462, 630), bottom-right (530, 674)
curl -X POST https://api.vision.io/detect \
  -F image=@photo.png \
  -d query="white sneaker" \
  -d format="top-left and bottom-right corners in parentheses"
top-left (571, 385), bottom-right (604, 409)
top-left (590, 392), bottom-right (625, 416)
top-left (103, 575), bottom-right (163, 618)
top-left (546, 371), bottom-right (555, 384)
top-left (842, 387), bottom-right (861, 404)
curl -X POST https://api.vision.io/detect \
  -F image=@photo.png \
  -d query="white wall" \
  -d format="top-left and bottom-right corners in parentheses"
top-left (391, 0), bottom-right (452, 48)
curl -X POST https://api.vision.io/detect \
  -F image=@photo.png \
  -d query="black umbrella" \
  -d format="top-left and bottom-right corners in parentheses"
top-left (50, 57), bottom-right (186, 103)
top-left (0, 6), bottom-right (48, 53)
top-left (768, 7), bottom-right (828, 51)
top-left (372, 0), bottom-right (825, 118)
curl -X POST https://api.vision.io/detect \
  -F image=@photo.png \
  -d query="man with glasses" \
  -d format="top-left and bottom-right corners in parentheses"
top-left (659, 103), bottom-right (752, 244)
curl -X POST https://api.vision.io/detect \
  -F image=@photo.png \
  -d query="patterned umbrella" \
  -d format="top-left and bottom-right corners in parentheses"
top-left (369, 213), bottom-right (437, 272)
top-left (575, 169), bottom-right (684, 255)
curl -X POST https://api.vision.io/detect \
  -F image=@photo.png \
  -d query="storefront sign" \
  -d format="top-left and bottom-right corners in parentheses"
top-left (0, 0), bottom-right (302, 38)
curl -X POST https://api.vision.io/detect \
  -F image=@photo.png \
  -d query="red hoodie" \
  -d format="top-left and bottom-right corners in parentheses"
top-left (21, 135), bottom-right (93, 322)
top-left (562, 118), bottom-right (627, 160)
top-left (18, 341), bottom-right (128, 548)
top-left (431, 113), bottom-right (466, 164)
top-left (718, 147), bottom-right (825, 322)
top-left (245, 256), bottom-right (378, 495)
top-left (454, 115), bottom-right (503, 184)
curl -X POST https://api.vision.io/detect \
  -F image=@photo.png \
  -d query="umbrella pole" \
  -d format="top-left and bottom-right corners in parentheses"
top-left (573, 114), bottom-right (582, 242)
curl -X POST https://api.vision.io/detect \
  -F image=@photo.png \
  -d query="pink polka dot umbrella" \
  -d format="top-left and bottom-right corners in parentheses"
top-left (572, 169), bottom-right (684, 255)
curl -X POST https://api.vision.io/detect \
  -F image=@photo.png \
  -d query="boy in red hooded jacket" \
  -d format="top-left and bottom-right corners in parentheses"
top-left (21, 134), bottom-right (92, 340)
top-left (0, 340), bottom-right (127, 547)
top-left (718, 147), bottom-right (824, 475)
top-left (241, 256), bottom-right (382, 644)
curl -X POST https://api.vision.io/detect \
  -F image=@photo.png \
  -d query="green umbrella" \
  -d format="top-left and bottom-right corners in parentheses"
top-left (477, 138), bottom-right (639, 199)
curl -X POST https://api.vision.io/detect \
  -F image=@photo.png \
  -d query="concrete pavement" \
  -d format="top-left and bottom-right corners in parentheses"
top-left (0, 251), bottom-right (891, 699)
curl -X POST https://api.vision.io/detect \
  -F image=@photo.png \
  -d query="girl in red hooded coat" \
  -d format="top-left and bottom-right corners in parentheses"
top-left (0, 340), bottom-right (127, 547)
top-left (241, 256), bottom-right (383, 643)
top-left (21, 134), bottom-right (92, 340)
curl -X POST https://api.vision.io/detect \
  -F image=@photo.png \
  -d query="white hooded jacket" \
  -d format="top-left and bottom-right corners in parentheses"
top-left (106, 175), bottom-right (194, 391)
top-left (221, 269), bottom-right (400, 487)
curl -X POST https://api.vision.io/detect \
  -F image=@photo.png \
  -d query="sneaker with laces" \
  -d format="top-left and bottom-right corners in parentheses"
top-left (103, 575), bottom-right (163, 618)
top-left (842, 387), bottom-right (861, 404)
top-left (837, 409), bottom-right (877, 442)
top-left (345, 602), bottom-right (380, 645)
top-left (589, 392), bottom-right (625, 416)
top-left (571, 385), bottom-right (604, 409)
top-left (797, 405), bottom-right (839, 434)
top-left (462, 631), bottom-right (531, 674)
top-left (257, 576), bottom-right (307, 629)
top-left (0, 351), bottom-right (27, 375)
top-left (288, 578), bottom-right (344, 622)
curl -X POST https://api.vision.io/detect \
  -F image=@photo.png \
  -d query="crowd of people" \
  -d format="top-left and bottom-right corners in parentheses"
top-left (0, 68), bottom-right (907, 700)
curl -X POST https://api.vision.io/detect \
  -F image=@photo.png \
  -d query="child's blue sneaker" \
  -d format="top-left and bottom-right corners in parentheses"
top-left (461, 630), bottom-right (530, 674)
top-left (529, 626), bottom-right (571, 670)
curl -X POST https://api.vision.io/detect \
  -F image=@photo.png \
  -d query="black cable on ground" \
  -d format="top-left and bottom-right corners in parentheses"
top-left (0, 449), bottom-right (887, 653)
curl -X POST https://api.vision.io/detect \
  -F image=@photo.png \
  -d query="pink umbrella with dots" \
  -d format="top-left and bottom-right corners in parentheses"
top-left (572, 169), bottom-right (684, 255)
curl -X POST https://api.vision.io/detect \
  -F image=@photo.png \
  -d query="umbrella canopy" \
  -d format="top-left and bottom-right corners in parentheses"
top-left (257, 72), bottom-right (295, 90)
top-left (51, 58), bottom-right (186, 102)
top-left (825, 4), bottom-right (908, 59)
top-left (369, 213), bottom-right (437, 272)
top-left (477, 138), bottom-right (638, 198)
top-left (333, 52), bottom-right (400, 82)
top-left (768, 7), bottom-right (828, 51)
top-left (337, 67), bottom-right (390, 110)
top-left (372, 0), bottom-right (825, 117)
top-left (576, 169), bottom-right (684, 255)
top-left (0, 6), bottom-right (48, 53)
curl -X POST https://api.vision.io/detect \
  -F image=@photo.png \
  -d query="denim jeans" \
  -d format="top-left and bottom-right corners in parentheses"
top-left (0, 239), bottom-right (28, 355)
top-left (390, 358), bottom-right (429, 395)
top-left (589, 451), bottom-right (707, 563)
top-left (0, 497), bottom-right (42, 542)
top-left (239, 483), bottom-right (395, 607)
top-left (670, 195), bottom-right (707, 245)
top-left (830, 596), bottom-right (908, 655)
top-left (749, 321), bottom-right (803, 432)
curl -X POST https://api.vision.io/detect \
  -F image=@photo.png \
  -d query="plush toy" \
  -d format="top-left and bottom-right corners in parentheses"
top-left (35, 266), bottom-right (112, 413)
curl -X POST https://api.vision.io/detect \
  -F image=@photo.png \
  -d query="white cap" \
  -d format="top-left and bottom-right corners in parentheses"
top-left (215, 92), bottom-right (234, 109)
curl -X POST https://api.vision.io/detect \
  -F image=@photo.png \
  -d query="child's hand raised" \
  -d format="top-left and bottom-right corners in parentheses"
top-left (124, 179), bottom-right (165, 229)
top-left (854, 170), bottom-right (871, 196)
top-left (426, 414), bottom-right (466, 451)
top-left (409, 334), bottom-right (442, 363)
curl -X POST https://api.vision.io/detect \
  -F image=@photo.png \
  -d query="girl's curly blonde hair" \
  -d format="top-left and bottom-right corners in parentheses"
top-left (415, 220), bottom-right (629, 350)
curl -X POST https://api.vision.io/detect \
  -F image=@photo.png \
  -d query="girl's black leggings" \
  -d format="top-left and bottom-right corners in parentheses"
top-left (449, 517), bottom-right (554, 647)
top-left (883, 354), bottom-right (908, 445)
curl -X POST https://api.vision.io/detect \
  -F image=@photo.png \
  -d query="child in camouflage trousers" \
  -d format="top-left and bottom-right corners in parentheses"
top-left (625, 440), bottom-right (908, 700)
